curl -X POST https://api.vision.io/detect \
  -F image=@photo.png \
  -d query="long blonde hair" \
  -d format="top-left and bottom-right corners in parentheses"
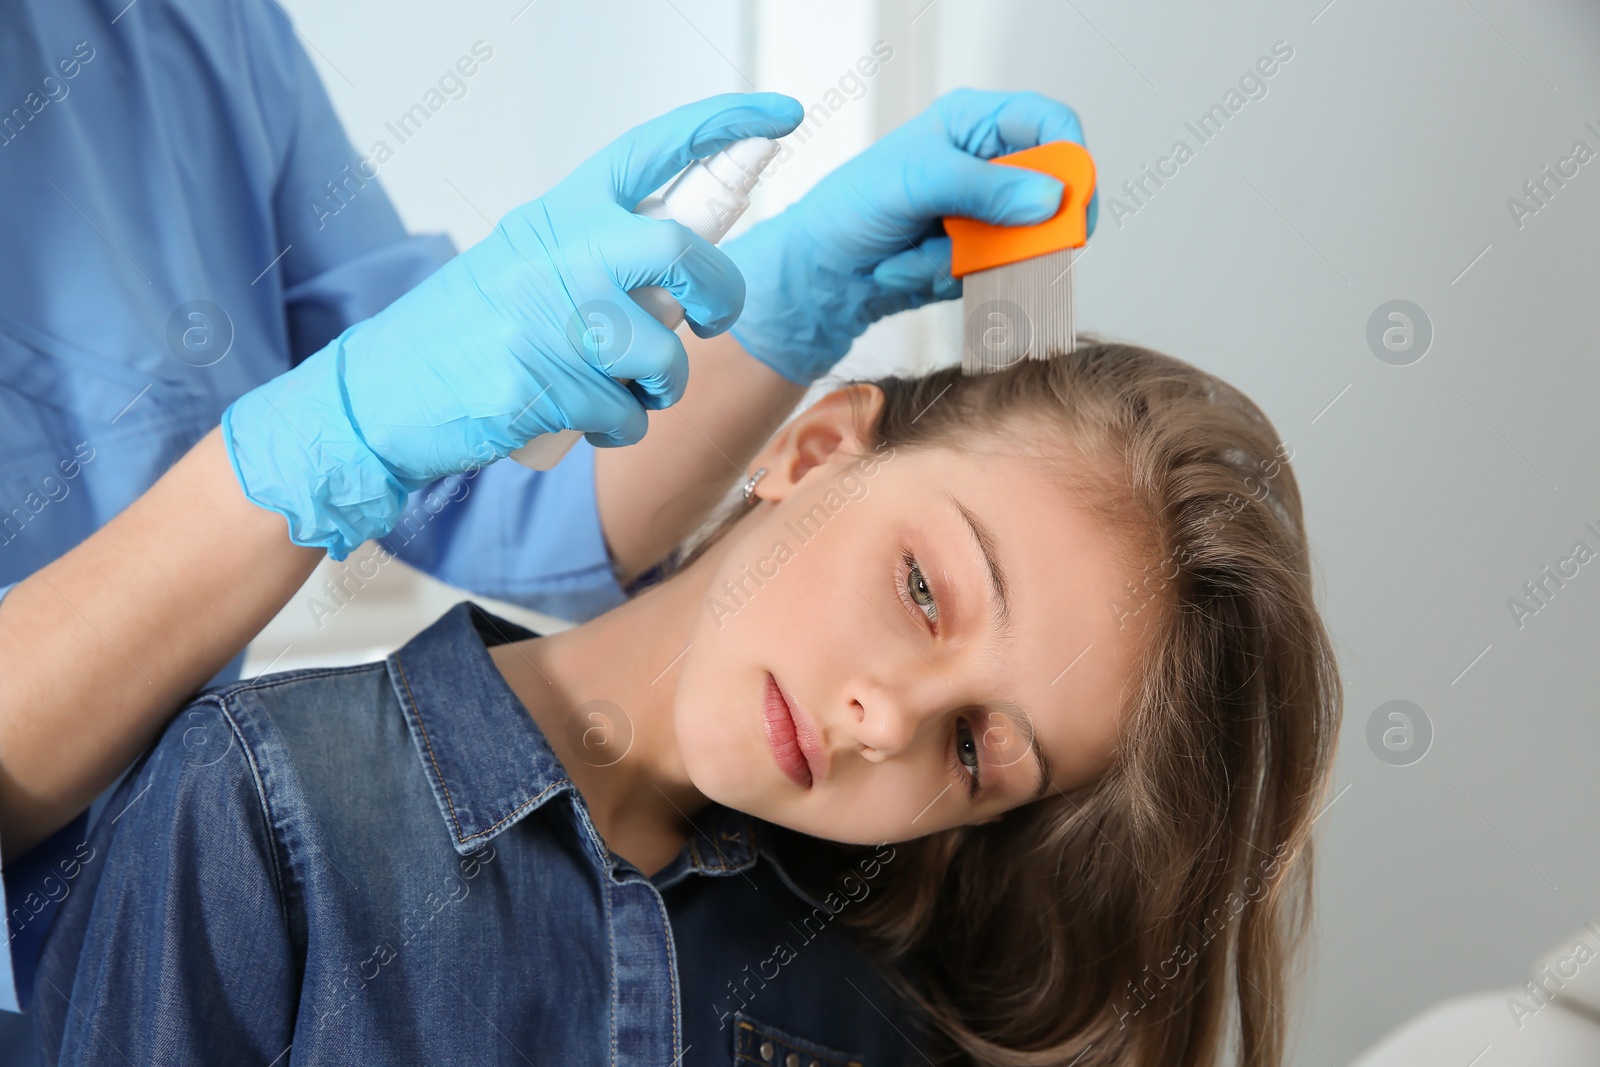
top-left (668, 337), bottom-right (1343, 1066)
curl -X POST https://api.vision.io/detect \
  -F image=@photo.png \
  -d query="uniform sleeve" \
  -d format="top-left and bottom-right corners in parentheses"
top-left (381, 438), bottom-right (632, 623)
top-left (31, 697), bottom-right (298, 1066)
top-left (239, 0), bottom-right (457, 364)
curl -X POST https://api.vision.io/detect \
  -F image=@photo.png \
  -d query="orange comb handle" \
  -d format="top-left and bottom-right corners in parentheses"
top-left (944, 142), bottom-right (1096, 279)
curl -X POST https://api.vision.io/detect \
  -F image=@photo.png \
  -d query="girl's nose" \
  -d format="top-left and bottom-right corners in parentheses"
top-left (846, 675), bottom-right (937, 761)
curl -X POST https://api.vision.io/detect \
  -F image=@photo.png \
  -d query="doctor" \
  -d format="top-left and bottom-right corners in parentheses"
top-left (0, 0), bottom-right (1097, 1054)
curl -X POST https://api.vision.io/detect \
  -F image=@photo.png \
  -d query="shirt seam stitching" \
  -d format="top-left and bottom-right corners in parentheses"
top-left (219, 661), bottom-right (384, 694)
top-left (604, 878), bottom-right (619, 1067)
top-left (394, 653), bottom-right (564, 845)
top-left (645, 884), bottom-right (683, 1061)
top-left (394, 655), bottom-right (468, 841)
top-left (210, 694), bottom-right (295, 936)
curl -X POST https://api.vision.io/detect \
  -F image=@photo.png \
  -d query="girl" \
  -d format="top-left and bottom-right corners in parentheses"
top-left (34, 338), bottom-right (1341, 1067)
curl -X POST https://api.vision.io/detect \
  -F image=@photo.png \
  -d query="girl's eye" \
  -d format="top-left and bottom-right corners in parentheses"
top-left (899, 551), bottom-right (939, 630)
top-left (950, 716), bottom-right (982, 798)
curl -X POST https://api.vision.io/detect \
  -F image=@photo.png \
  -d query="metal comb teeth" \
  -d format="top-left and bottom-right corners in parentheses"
top-left (960, 246), bottom-right (1076, 374)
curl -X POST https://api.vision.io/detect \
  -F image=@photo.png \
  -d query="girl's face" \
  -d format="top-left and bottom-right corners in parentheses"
top-left (672, 388), bottom-right (1153, 845)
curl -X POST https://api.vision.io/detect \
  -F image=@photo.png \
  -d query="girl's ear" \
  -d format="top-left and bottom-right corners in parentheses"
top-left (749, 384), bottom-right (885, 503)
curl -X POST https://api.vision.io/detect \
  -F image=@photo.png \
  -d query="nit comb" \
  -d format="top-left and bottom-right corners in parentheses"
top-left (944, 141), bottom-right (1096, 373)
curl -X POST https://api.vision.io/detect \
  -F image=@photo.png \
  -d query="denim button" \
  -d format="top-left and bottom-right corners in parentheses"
top-left (784, 1054), bottom-right (799, 1067)
top-left (759, 1040), bottom-right (775, 1061)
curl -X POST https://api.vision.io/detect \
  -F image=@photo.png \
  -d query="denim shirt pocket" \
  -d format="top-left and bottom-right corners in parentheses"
top-left (732, 1011), bottom-right (869, 1067)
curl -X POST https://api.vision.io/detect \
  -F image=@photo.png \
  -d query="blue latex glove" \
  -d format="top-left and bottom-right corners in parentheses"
top-left (222, 93), bottom-right (803, 559)
top-left (723, 89), bottom-right (1099, 385)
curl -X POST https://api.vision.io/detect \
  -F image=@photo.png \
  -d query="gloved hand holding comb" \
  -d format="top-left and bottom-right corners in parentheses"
top-left (721, 88), bottom-right (1100, 385)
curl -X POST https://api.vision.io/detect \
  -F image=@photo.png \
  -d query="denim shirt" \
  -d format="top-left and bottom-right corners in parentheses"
top-left (33, 603), bottom-right (932, 1066)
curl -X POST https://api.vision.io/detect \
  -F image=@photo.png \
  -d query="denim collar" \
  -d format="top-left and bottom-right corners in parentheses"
top-left (386, 602), bottom-right (829, 900)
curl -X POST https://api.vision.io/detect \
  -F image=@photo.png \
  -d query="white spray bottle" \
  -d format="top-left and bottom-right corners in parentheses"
top-left (509, 136), bottom-right (781, 470)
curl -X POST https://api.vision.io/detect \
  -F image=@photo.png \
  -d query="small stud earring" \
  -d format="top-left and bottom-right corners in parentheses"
top-left (740, 466), bottom-right (767, 505)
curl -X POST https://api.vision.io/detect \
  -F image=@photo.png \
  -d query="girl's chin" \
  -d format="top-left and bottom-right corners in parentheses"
top-left (680, 750), bottom-right (768, 813)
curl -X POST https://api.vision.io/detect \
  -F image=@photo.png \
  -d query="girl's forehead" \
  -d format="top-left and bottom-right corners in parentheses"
top-left (886, 448), bottom-right (1152, 692)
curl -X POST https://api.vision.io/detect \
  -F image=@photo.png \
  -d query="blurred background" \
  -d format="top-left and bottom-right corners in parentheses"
top-left (257, 0), bottom-right (1600, 1062)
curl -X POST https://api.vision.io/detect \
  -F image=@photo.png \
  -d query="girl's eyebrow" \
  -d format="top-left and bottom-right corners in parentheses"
top-left (1028, 722), bottom-right (1054, 802)
top-left (995, 698), bottom-right (1054, 802)
top-left (944, 492), bottom-right (1013, 637)
top-left (943, 493), bottom-right (1050, 800)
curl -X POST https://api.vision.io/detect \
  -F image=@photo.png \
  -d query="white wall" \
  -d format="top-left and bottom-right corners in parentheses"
top-left (259, 1), bottom-right (1600, 1063)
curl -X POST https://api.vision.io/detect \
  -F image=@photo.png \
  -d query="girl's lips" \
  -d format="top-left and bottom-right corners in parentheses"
top-left (762, 672), bottom-right (820, 788)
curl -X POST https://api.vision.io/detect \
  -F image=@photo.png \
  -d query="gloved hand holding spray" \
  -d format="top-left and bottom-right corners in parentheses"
top-left (221, 95), bottom-right (803, 560)
top-left (510, 136), bottom-right (781, 470)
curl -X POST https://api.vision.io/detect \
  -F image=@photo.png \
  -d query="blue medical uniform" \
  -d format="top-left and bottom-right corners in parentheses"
top-left (0, 0), bottom-right (631, 1054)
